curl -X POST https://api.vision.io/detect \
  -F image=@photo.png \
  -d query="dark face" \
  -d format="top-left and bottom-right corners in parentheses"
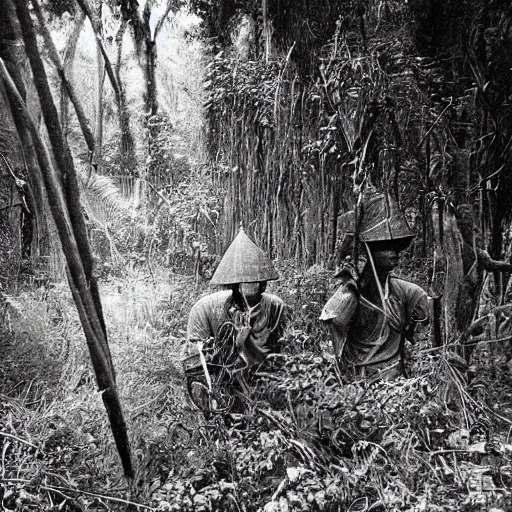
top-left (370, 248), bottom-right (399, 273)
top-left (239, 281), bottom-right (267, 306)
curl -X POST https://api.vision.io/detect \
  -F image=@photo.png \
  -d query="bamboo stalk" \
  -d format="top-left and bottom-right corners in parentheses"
top-left (30, 0), bottom-right (95, 154)
top-left (1, 56), bottom-right (132, 477)
top-left (6, 0), bottom-right (134, 478)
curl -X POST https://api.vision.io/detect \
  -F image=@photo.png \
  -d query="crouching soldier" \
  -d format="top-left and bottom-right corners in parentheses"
top-left (185, 227), bottom-right (287, 414)
top-left (321, 192), bottom-right (429, 382)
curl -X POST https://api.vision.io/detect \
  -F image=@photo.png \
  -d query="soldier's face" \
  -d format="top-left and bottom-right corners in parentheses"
top-left (240, 282), bottom-right (267, 306)
top-left (371, 249), bottom-right (399, 272)
top-left (240, 282), bottom-right (260, 298)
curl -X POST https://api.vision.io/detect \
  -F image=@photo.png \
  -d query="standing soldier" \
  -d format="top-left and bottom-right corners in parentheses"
top-left (321, 192), bottom-right (429, 381)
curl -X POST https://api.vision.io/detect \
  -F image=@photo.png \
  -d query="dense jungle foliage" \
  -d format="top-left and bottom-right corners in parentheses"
top-left (1, 0), bottom-right (512, 510)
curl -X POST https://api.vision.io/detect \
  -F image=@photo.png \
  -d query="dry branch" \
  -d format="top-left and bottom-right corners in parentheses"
top-left (477, 248), bottom-right (512, 272)
top-left (0, 431), bottom-right (39, 450)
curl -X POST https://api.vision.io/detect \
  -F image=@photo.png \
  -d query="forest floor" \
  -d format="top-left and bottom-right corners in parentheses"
top-left (1, 262), bottom-right (512, 511)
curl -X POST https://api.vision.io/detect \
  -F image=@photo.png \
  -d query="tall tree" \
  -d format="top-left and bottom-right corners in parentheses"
top-left (114, 15), bottom-right (136, 170)
top-left (60, 9), bottom-right (86, 140)
top-left (2, 0), bottom-right (134, 478)
top-left (93, 0), bottom-right (105, 166)
top-left (75, 0), bottom-right (137, 172)
top-left (119, 0), bottom-right (176, 116)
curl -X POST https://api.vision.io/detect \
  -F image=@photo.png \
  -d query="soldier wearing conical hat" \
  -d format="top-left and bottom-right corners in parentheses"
top-left (320, 192), bottom-right (429, 381)
top-left (187, 227), bottom-right (287, 370)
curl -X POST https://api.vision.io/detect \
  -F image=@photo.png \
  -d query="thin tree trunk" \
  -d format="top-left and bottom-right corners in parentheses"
top-left (0, 0), bottom-right (45, 262)
top-left (60, 10), bottom-right (85, 139)
top-left (75, 0), bottom-right (121, 105)
top-left (121, 0), bottom-right (174, 116)
top-left (262, 0), bottom-right (271, 63)
top-left (0, 80), bottom-right (41, 264)
top-left (78, 0), bottom-right (136, 172)
top-left (93, 1), bottom-right (105, 166)
top-left (9, 0), bottom-right (133, 478)
top-left (146, 37), bottom-right (157, 116)
top-left (115, 18), bottom-right (136, 171)
top-left (31, 0), bottom-right (95, 154)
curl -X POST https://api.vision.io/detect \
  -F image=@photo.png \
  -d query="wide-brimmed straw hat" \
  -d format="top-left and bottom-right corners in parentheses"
top-left (210, 227), bottom-right (279, 285)
top-left (338, 192), bottom-right (414, 244)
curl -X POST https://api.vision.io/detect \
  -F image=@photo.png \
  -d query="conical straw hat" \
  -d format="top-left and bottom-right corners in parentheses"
top-left (211, 228), bottom-right (279, 285)
top-left (338, 192), bottom-right (414, 243)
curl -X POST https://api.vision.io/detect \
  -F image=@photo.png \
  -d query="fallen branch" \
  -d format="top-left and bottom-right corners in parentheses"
top-left (420, 332), bottom-right (512, 355)
top-left (477, 249), bottom-right (512, 272)
top-left (43, 486), bottom-right (86, 512)
top-left (0, 479), bottom-right (156, 511)
top-left (0, 478), bottom-right (31, 484)
top-left (0, 431), bottom-right (40, 451)
top-left (428, 449), bottom-right (473, 456)
top-left (40, 485), bottom-right (157, 511)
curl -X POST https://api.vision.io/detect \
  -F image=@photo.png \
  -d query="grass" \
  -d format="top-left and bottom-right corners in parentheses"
top-left (1, 262), bottom-right (512, 511)
top-left (0, 267), bottom-right (208, 509)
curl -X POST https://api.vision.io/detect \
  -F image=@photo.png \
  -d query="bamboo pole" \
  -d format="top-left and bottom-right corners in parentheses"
top-left (30, 0), bottom-right (95, 154)
top-left (8, 0), bottom-right (134, 478)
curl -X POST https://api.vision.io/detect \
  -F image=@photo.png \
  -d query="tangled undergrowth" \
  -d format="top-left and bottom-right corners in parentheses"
top-left (1, 265), bottom-right (512, 511)
top-left (149, 346), bottom-right (512, 512)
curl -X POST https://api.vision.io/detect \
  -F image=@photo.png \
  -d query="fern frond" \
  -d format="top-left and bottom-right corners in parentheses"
top-left (77, 167), bottom-right (133, 231)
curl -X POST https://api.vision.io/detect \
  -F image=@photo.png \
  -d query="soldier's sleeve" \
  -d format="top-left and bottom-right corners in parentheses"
top-left (404, 283), bottom-right (429, 342)
top-left (265, 299), bottom-right (288, 353)
top-left (410, 287), bottom-right (429, 324)
top-left (187, 297), bottom-right (214, 341)
top-left (320, 279), bottom-right (359, 329)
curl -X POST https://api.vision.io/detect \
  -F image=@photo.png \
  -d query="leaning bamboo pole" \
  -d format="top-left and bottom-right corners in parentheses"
top-left (7, 0), bottom-right (134, 479)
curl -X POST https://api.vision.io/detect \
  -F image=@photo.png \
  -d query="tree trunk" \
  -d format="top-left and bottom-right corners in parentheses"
top-left (146, 37), bottom-right (157, 116)
top-left (9, 0), bottom-right (134, 478)
top-left (120, 0), bottom-right (174, 117)
top-left (75, 0), bottom-right (121, 107)
top-left (442, 210), bottom-right (465, 341)
top-left (31, 0), bottom-right (95, 155)
top-left (0, 0), bottom-right (46, 267)
top-left (93, 1), bottom-right (105, 166)
top-left (262, 0), bottom-right (271, 63)
top-left (115, 18), bottom-right (136, 172)
top-left (77, 0), bottom-right (137, 173)
top-left (60, 10), bottom-right (85, 139)
top-left (141, 3), bottom-right (157, 116)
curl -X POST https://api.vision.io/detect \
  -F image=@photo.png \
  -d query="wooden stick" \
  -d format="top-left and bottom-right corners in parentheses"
top-left (0, 479), bottom-right (155, 511)
top-left (0, 431), bottom-right (40, 450)
top-left (40, 485), bottom-right (157, 511)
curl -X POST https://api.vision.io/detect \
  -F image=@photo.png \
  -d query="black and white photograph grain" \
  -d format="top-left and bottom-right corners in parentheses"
top-left (1, 0), bottom-right (512, 510)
